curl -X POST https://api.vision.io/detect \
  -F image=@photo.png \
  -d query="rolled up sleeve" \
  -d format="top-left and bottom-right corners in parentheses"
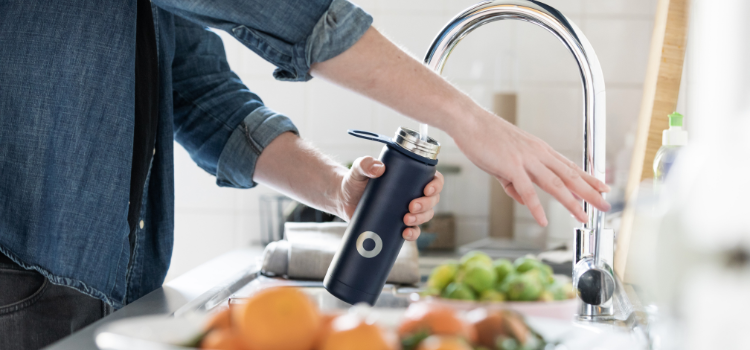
top-left (172, 16), bottom-right (298, 189)
top-left (216, 107), bottom-right (298, 188)
top-left (154, 0), bottom-right (373, 82)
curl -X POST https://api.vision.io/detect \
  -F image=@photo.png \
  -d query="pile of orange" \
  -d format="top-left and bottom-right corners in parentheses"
top-left (200, 287), bottom-right (396, 350)
top-left (199, 287), bottom-right (537, 350)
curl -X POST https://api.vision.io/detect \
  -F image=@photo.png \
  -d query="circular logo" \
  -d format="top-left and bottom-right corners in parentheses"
top-left (356, 231), bottom-right (383, 258)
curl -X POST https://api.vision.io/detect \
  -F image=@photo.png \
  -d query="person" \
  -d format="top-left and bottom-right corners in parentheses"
top-left (0, 0), bottom-right (609, 349)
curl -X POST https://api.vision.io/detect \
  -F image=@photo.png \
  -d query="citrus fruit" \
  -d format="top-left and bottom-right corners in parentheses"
top-left (201, 328), bottom-right (249, 350)
top-left (466, 308), bottom-right (506, 349)
top-left (415, 335), bottom-right (473, 350)
top-left (204, 307), bottom-right (231, 331)
top-left (232, 287), bottom-right (321, 350)
top-left (320, 313), bottom-right (396, 350)
top-left (313, 313), bottom-right (339, 350)
top-left (398, 303), bottom-right (476, 343)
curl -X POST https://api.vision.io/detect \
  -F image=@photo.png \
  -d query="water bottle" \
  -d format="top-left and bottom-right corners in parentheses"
top-left (324, 127), bottom-right (440, 305)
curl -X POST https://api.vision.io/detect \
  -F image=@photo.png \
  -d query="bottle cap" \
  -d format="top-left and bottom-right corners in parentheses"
top-left (394, 127), bottom-right (441, 160)
top-left (663, 112), bottom-right (688, 146)
top-left (668, 112), bottom-right (684, 127)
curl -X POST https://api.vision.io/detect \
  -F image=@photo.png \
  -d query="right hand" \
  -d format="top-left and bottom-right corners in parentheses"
top-left (450, 107), bottom-right (611, 226)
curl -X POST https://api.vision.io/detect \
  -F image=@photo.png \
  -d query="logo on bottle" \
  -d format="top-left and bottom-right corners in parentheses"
top-left (356, 231), bottom-right (383, 258)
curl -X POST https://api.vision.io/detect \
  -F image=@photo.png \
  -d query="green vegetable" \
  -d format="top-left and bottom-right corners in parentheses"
top-left (497, 336), bottom-right (519, 350)
top-left (457, 262), bottom-right (497, 293)
top-left (479, 289), bottom-right (506, 302)
top-left (493, 259), bottom-right (514, 285)
top-left (401, 330), bottom-right (430, 350)
top-left (506, 273), bottom-right (544, 301)
top-left (427, 261), bottom-right (458, 291)
top-left (420, 286), bottom-right (442, 297)
top-left (460, 251), bottom-right (493, 268)
top-left (442, 282), bottom-right (476, 301)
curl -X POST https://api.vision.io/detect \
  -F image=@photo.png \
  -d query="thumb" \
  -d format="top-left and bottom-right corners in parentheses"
top-left (351, 157), bottom-right (385, 181)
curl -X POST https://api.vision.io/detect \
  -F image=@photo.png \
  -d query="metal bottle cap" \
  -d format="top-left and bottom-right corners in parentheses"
top-left (393, 127), bottom-right (440, 160)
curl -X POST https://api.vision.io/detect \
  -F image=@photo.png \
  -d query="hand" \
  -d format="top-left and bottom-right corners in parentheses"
top-left (337, 156), bottom-right (444, 241)
top-left (450, 108), bottom-right (611, 226)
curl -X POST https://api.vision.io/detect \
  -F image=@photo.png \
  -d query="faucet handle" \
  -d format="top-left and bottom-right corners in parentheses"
top-left (574, 227), bottom-right (616, 318)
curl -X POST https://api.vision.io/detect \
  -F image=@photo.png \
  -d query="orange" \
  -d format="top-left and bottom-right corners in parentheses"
top-left (232, 287), bottom-right (321, 350)
top-left (466, 308), bottom-right (506, 348)
top-left (204, 307), bottom-right (232, 331)
top-left (201, 328), bottom-right (249, 350)
top-left (415, 335), bottom-right (473, 350)
top-left (313, 312), bottom-right (340, 350)
top-left (398, 303), bottom-right (476, 343)
top-left (320, 313), bottom-right (397, 350)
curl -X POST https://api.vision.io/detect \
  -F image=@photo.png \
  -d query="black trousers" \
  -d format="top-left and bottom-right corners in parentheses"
top-left (0, 253), bottom-right (113, 350)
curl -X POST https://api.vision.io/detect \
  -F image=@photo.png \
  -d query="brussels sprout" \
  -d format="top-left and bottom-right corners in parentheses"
top-left (442, 282), bottom-right (477, 301)
top-left (460, 251), bottom-right (493, 268)
top-left (457, 262), bottom-right (497, 293)
top-left (506, 273), bottom-right (544, 301)
top-left (493, 259), bottom-right (514, 285)
top-left (427, 261), bottom-right (458, 291)
top-left (479, 289), bottom-right (506, 302)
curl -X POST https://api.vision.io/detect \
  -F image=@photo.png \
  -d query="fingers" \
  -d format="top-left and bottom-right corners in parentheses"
top-left (409, 194), bottom-right (440, 214)
top-left (527, 161), bottom-right (588, 223)
top-left (404, 210), bottom-right (434, 226)
top-left (350, 156), bottom-right (385, 182)
top-left (546, 153), bottom-right (611, 212)
top-left (498, 178), bottom-right (525, 205)
top-left (510, 172), bottom-right (548, 226)
top-left (423, 171), bottom-right (444, 196)
top-left (402, 226), bottom-right (421, 241)
top-left (545, 157), bottom-right (611, 212)
top-left (551, 152), bottom-right (610, 193)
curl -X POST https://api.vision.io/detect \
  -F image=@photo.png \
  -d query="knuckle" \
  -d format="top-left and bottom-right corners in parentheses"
top-left (550, 176), bottom-right (565, 189)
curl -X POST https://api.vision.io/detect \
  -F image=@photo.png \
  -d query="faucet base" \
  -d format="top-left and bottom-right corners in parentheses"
top-left (577, 301), bottom-right (614, 319)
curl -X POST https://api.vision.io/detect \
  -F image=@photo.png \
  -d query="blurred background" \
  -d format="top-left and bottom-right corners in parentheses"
top-left (166, 0), bottom-right (692, 281)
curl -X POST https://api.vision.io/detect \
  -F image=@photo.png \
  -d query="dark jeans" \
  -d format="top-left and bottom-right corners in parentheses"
top-left (0, 253), bottom-right (113, 350)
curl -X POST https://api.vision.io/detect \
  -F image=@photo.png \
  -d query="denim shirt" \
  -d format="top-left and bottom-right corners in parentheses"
top-left (0, 0), bottom-right (372, 308)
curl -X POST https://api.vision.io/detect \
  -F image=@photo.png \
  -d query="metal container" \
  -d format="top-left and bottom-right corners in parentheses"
top-left (324, 127), bottom-right (440, 305)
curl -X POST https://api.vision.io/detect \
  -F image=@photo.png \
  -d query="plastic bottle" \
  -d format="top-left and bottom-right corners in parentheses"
top-left (654, 112), bottom-right (688, 184)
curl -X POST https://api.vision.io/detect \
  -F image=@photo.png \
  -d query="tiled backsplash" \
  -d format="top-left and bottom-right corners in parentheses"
top-left (167, 0), bottom-right (658, 280)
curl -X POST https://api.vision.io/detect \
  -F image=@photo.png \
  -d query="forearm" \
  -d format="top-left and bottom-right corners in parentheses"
top-left (310, 26), bottom-right (480, 138)
top-left (254, 132), bottom-right (348, 218)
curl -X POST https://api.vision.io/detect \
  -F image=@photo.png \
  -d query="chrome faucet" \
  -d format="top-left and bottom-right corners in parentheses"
top-left (423, 0), bottom-right (615, 319)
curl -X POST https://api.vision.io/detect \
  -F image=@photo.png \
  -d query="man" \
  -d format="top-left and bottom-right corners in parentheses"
top-left (0, 0), bottom-right (610, 349)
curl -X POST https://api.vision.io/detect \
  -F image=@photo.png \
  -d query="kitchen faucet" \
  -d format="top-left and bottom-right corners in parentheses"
top-left (423, 0), bottom-right (616, 319)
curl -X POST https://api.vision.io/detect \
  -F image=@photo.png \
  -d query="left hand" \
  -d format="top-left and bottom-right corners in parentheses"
top-left (337, 156), bottom-right (444, 241)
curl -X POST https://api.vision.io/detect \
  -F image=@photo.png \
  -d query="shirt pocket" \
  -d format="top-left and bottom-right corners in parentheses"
top-left (0, 268), bottom-right (48, 316)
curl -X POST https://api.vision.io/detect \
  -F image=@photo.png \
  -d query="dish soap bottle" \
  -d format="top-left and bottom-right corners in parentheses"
top-left (653, 112), bottom-right (688, 184)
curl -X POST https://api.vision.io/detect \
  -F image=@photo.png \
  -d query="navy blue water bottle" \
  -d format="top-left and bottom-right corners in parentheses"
top-left (324, 127), bottom-right (440, 305)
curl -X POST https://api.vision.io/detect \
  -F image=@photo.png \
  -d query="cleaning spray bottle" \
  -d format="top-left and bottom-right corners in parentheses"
top-left (654, 112), bottom-right (688, 185)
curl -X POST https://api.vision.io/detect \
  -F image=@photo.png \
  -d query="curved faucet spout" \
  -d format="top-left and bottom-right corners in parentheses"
top-left (424, 0), bottom-right (613, 317)
top-left (423, 0), bottom-right (607, 231)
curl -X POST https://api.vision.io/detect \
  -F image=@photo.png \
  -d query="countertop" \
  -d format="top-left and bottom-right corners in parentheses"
top-left (44, 247), bottom-right (265, 350)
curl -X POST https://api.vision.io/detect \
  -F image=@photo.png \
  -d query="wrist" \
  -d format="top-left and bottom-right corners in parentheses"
top-left (330, 165), bottom-right (349, 219)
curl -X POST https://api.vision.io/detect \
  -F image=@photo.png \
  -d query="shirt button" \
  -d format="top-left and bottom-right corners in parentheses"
top-left (139, 220), bottom-right (144, 229)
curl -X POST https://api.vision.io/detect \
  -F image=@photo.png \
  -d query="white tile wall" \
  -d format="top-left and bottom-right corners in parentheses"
top-left (168, 0), bottom-right (658, 281)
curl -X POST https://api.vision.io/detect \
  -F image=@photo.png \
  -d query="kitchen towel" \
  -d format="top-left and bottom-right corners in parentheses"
top-left (261, 222), bottom-right (420, 285)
